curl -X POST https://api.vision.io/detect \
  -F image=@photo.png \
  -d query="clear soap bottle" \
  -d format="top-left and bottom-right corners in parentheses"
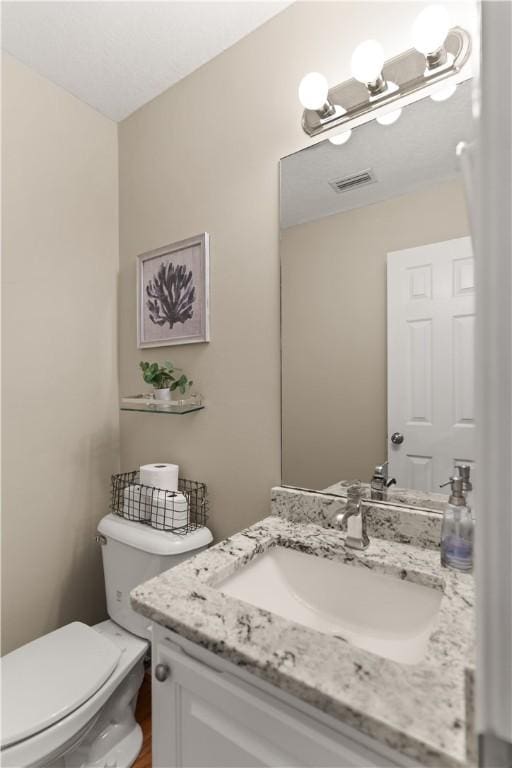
top-left (440, 476), bottom-right (474, 572)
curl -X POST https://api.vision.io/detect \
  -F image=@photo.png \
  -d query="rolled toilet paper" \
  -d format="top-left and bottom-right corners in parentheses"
top-left (140, 463), bottom-right (179, 492)
top-left (122, 485), bottom-right (150, 521)
top-left (146, 490), bottom-right (189, 530)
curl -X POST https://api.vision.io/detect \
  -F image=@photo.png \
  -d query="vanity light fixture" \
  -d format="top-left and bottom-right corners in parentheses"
top-left (376, 108), bottom-right (402, 126)
top-left (298, 72), bottom-right (337, 119)
top-left (299, 5), bottom-right (470, 140)
top-left (351, 40), bottom-right (387, 96)
top-left (328, 130), bottom-right (352, 146)
top-left (430, 80), bottom-right (458, 102)
top-left (412, 4), bottom-right (451, 70)
top-left (327, 106), bottom-right (352, 144)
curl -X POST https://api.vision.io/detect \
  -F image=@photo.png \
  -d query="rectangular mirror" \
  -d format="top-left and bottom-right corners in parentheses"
top-left (280, 80), bottom-right (475, 501)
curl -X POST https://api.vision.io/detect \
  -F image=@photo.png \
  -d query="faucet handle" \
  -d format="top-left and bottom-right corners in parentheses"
top-left (346, 480), bottom-right (362, 502)
top-left (372, 462), bottom-right (388, 481)
top-left (371, 462), bottom-right (395, 500)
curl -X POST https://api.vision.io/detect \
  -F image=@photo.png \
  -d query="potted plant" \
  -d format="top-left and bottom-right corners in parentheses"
top-left (139, 361), bottom-right (193, 401)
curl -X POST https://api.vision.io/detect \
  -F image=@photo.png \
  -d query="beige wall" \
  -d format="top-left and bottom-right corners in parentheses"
top-left (281, 179), bottom-right (470, 490)
top-left (1, 1), bottom-right (475, 652)
top-left (1, 54), bottom-right (119, 653)
top-left (118, 1), bottom-right (443, 541)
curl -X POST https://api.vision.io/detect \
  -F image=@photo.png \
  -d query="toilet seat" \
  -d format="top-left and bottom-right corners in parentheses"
top-left (0, 620), bottom-right (148, 768)
top-left (2, 622), bottom-right (121, 749)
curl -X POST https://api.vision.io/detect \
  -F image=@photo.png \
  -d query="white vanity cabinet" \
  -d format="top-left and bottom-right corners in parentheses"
top-left (152, 626), bottom-right (417, 768)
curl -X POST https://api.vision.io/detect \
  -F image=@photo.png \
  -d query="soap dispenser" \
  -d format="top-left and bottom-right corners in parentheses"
top-left (440, 476), bottom-right (474, 572)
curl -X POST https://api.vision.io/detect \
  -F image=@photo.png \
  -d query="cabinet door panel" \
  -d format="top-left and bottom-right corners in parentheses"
top-left (153, 638), bottom-right (402, 768)
top-left (181, 688), bottom-right (281, 767)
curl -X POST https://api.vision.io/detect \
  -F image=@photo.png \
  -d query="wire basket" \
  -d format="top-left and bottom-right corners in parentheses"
top-left (111, 471), bottom-right (208, 534)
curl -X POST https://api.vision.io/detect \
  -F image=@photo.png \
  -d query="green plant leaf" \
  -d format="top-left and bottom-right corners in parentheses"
top-left (140, 360), bottom-right (193, 394)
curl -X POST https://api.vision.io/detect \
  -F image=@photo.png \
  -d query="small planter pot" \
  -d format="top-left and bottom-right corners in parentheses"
top-left (154, 387), bottom-right (172, 401)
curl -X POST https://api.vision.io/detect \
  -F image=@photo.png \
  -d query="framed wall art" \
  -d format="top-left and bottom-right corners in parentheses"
top-left (137, 232), bottom-right (210, 348)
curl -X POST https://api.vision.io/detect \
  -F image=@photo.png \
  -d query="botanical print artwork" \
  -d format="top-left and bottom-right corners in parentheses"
top-left (138, 234), bottom-right (209, 347)
top-left (146, 261), bottom-right (196, 330)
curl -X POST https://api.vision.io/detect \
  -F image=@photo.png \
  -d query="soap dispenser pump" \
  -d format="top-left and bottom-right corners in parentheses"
top-left (440, 476), bottom-right (473, 572)
top-left (455, 463), bottom-right (474, 512)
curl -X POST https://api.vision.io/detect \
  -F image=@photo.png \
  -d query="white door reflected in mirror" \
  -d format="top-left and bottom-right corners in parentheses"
top-left (387, 237), bottom-right (476, 491)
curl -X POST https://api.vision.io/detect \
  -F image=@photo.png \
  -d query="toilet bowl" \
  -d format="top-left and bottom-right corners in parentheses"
top-left (1, 514), bottom-right (212, 768)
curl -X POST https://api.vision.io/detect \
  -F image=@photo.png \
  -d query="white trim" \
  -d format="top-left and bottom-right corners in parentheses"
top-left (137, 232), bottom-right (210, 348)
top-left (475, 0), bottom-right (512, 747)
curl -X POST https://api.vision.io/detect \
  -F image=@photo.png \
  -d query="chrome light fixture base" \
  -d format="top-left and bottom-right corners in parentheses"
top-left (317, 101), bottom-right (338, 120)
top-left (366, 75), bottom-right (388, 97)
top-left (426, 46), bottom-right (448, 69)
top-left (301, 26), bottom-right (471, 138)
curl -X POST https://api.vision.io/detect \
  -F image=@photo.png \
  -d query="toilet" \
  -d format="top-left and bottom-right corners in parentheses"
top-left (1, 513), bottom-right (212, 768)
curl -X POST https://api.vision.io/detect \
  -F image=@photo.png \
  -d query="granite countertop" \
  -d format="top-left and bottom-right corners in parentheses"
top-left (131, 510), bottom-right (475, 768)
top-left (323, 480), bottom-right (448, 513)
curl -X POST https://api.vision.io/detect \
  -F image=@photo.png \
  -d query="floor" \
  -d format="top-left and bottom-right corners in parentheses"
top-left (133, 671), bottom-right (152, 768)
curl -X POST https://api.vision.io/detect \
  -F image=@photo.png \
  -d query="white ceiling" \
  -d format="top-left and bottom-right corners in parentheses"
top-left (280, 81), bottom-right (474, 229)
top-left (1, 1), bottom-right (291, 121)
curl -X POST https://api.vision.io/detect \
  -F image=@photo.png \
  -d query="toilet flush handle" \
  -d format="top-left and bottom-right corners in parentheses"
top-left (155, 663), bottom-right (171, 682)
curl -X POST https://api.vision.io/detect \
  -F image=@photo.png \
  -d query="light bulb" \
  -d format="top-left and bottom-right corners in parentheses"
top-left (430, 81), bottom-right (457, 101)
top-left (329, 130), bottom-right (352, 146)
top-left (351, 40), bottom-right (385, 84)
top-left (412, 5), bottom-right (450, 55)
top-left (376, 108), bottom-right (402, 125)
top-left (298, 72), bottom-right (329, 110)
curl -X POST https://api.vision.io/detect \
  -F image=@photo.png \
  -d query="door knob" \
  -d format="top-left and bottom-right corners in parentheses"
top-left (155, 663), bottom-right (171, 682)
top-left (391, 432), bottom-right (404, 445)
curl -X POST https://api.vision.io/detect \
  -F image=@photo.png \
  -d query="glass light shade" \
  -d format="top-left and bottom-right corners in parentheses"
top-left (376, 108), bottom-right (402, 125)
top-left (412, 5), bottom-right (450, 55)
top-left (430, 80), bottom-right (457, 101)
top-left (351, 40), bottom-right (385, 84)
top-left (329, 130), bottom-right (352, 145)
top-left (298, 72), bottom-right (329, 110)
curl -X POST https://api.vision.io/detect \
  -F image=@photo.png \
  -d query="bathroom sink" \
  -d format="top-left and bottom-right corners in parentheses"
top-left (217, 546), bottom-right (442, 664)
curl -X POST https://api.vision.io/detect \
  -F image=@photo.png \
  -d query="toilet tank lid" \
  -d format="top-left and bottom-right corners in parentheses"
top-left (1, 622), bottom-right (121, 748)
top-left (98, 514), bottom-right (213, 555)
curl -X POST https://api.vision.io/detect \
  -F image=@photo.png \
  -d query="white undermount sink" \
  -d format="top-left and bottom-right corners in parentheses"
top-left (218, 546), bottom-right (442, 665)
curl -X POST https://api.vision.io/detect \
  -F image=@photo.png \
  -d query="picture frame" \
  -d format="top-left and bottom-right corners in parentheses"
top-left (137, 232), bottom-right (210, 348)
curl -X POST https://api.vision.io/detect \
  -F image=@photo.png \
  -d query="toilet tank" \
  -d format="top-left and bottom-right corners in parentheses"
top-left (97, 514), bottom-right (212, 639)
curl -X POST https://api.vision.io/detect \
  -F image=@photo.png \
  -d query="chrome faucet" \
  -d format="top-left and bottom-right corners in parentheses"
top-left (370, 461), bottom-right (396, 500)
top-left (335, 482), bottom-right (369, 550)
